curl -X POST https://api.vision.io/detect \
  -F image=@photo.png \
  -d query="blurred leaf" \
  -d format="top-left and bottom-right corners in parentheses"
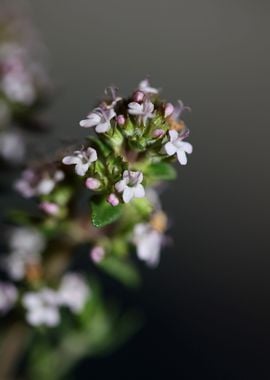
top-left (98, 256), bottom-right (141, 288)
top-left (49, 186), bottom-right (73, 206)
top-left (91, 196), bottom-right (122, 228)
top-left (145, 162), bottom-right (177, 180)
top-left (87, 136), bottom-right (112, 157)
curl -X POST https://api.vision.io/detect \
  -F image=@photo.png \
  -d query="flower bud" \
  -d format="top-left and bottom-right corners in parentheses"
top-left (133, 91), bottom-right (144, 102)
top-left (39, 201), bottom-right (60, 216)
top-left (152, 129), bottom-right (165, 138)
top-left (107, 193), bottom-right (119, 207)
top-left (85, 177), bottom-right (101, 190)
top-left (116, 114), bottom-right (125, 126)
top-left (164, 103), bottom-right (174, 118)
top-left (90, 246), bottom-right (105, 263)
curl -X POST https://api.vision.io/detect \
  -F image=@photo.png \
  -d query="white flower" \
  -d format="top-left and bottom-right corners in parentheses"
top-left (128, 99), bottom-right (155, 126)
top-left (22, 289), bottom-right (60, 327)
top-left (2, 227), bottom-right (44, 281)
top-left (138, 79), bottom-right (159, 94)
top-left (57, 273), bottom-right (89, 314)
top-left (62, 147), bottom-right (97, 176)
top-left (0, 282), bottom-right (18, 314)
top-left (2, 71), bottom-right (35, 105)
top-left (164, 130), bottom-right (193, 165)
top-left (80, 107), bottom-right (116, 133)
top-left (133, 223), bottom-right (162, 267)
top-left (115, 170), bottom-right (145, 203)
top-left (0, 131), bottom-right (25, 164)
top-left (9, 227), bottom-right (45, 255)
top-left (14, 169), bottom-right (65, 198)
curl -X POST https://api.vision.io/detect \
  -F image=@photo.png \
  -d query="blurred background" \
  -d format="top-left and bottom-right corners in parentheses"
top-left (5, 0), bottom-right (270, 378)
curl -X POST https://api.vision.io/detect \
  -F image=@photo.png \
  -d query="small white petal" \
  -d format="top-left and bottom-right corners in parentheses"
top-left (79, 113), bottom-right (101, 128)
top-left (123, 187), bottom-right (134, 203)
top-left (165, 141), bottom-right (177, 156)
top-left (62, 156), bottom-right (80, 165)
top-left (44, 308), bottom-right (60, 326)
top-left (168, 129), bottom-right (178, 142)
top-left (177, 150), bottom-right (188, 165)
top-left (183, 141), bottom-right (193, 154)
top-left (75, 163), bottom-right (89, 176)
top-left (128, 102), bottom-right (143, 115)
top-left (134, 184), bottom-right (145, 198)
top-left (115, 179), bottom-right (126, 193)
top-left (95, 121), bottom-right (110, 133)
top-left (27, 309), bottom-right (43, 326)
top-left (86, 147), bottom-right (98, 162)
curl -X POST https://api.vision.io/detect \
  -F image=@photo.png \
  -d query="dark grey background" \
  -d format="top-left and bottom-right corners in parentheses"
top-left (15, 0), bottom-right (270, 378)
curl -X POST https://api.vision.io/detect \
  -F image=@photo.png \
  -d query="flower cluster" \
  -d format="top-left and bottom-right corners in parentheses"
top-left (11, 80), bottom-right (192, 275)
top-left (0, 4), bottom-right (51, 166)
top-left (22, 273), bottom-right (89, 327)
top-left (62, 79), bottom-right (192, 206)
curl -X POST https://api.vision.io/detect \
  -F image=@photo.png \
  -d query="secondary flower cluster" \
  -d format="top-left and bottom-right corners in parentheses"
top-left (0, 4), bottom-right (51, 165)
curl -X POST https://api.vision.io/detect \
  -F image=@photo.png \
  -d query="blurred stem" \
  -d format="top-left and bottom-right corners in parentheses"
top-left (0, 322), bottom-right (29, 380)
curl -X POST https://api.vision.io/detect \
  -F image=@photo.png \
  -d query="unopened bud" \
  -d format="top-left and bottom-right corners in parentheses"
top-left (153, 129), bottom-right (165, 138)
top-left (90, 246), bottom-right (105, 263)
top-left (85, 177), bottom-right (101, 190)
top-left (39, 201), bottom-right (60, 216)
top-left (107, 193), bottom-right (119, 207)
top-left (133, 91), bottom-right (144, 102)
top-left (116, 114), bottom-right (125, 126)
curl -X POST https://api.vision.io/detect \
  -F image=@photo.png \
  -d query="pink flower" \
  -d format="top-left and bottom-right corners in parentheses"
top-left (39, 202), bottom-right (60, 216)
top-left (90, 246), bottom-right (105, 263)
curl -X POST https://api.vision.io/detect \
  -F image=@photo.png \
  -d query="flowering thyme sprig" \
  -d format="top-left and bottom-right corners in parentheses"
top-left (6, 79), bottom-right (192, 333)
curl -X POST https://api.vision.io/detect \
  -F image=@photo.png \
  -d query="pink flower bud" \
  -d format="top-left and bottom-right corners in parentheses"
top-left (153, 129), bottom-right (165, 138)
top-left (133, 91), bottom-right (144, 102)
top-left (39, 201), bottom-right (60, 216)
top-left (116, 114), bottom-right (125, 126)
top-left (90, 246), bottom-right (105, 263)
top-left (107, 193), bottom-right (119, 207)
top-left (164, 103), bottom-right (174, 118)
top-left (85, 177), bottom-right (101, 190)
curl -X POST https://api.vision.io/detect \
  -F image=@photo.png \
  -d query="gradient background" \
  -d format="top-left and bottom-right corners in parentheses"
top-left (14, 0), bottom-right (270, 378)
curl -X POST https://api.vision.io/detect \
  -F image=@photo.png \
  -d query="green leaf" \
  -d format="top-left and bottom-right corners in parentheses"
top-left (91, 196), bottom-right (123, 228)
top-left (87, 136), bottom-right (112, 157)
top-left (98, 256), bottom-right (141, 288)
top-left (145, 162), bottom-right (177, 180)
